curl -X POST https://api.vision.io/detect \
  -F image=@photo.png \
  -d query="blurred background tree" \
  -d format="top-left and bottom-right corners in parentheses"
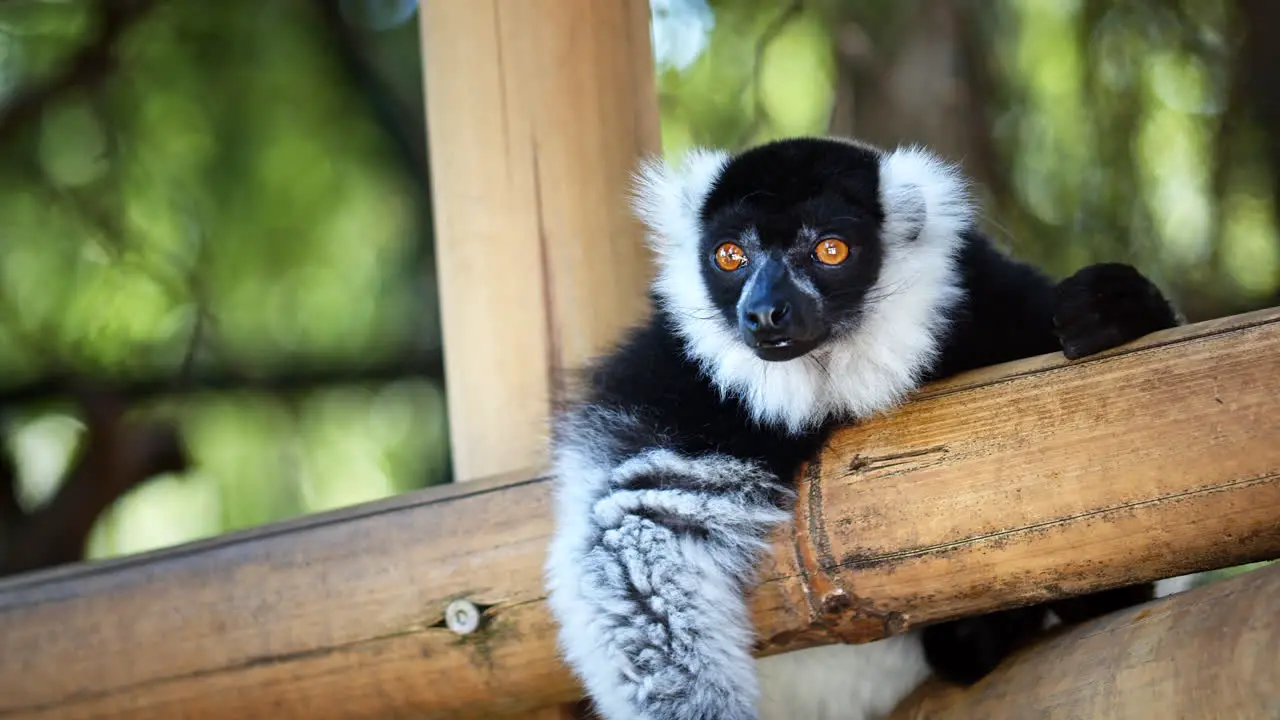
top-left (0, 0), bottom-right (442, 572)
top-left (0, 0), bottom-right (1275, 576)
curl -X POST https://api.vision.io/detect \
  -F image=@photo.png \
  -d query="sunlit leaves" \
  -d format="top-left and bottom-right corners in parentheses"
top-left (86, 473), bottom-right (223, 559)
top-left (1004, 0), bottom-right (1094, 228)
top-left (1221, 173), bottom-right (1280, 295)
top-left (293, 380), bottom-right (447, 512)
top-left (1136, 54), bottom-right (1214, 268)
top-left (757, 13), bottom-right (835, 138)
top-left (655, 2), bottom-right (835, 157)
top-left (7, 411), bottom-right (81, 511)
top-left (59, 262), bottom-right (176, 370)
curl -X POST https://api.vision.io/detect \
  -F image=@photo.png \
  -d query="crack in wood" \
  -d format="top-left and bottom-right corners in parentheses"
top-left (845, 445), bottom-right (950, 479)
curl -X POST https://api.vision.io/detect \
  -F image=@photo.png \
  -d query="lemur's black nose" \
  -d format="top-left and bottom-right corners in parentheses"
top-left (744, 301), bottom-right (791, 333)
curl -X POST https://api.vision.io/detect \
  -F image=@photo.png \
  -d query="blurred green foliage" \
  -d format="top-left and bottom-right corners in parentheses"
top-left (656, 0), bottom-right (1279, 318)
top-left (0, 0), bottom-right (1276, 566)
top-left (1, 0), bottom-right (444, 559)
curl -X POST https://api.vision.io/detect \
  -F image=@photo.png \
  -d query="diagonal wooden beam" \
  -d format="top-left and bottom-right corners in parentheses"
top-left (0, 307), bottom-right (1278, 719)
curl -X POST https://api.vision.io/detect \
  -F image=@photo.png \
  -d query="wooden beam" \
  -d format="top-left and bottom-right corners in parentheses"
top-left (420, 0), bottom-right (660, 482)
top-left (1, 307), bottom-right (1277, 719)
top-left (887, 561), bottom-right (1280, 719)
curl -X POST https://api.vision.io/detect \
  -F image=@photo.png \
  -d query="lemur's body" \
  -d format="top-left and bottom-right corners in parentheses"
top-left (545, 137), bottom-right (1178, 720)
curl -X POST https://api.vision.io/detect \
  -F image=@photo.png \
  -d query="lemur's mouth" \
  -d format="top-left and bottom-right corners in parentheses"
top-left (752, 336), bottom-right (818, 362)
top-left (748, 327), bottom-right (830, 362)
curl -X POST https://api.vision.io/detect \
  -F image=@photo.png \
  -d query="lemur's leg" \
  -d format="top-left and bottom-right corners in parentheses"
top-left (547, 447), bottom-right (793, 720)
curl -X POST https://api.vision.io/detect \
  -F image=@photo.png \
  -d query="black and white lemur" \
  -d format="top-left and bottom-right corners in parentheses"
top-left (543, 136), bottom-right (1181, 720)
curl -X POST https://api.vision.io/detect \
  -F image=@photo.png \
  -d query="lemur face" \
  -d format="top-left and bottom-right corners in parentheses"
top-left (633, 135), bottom-right (971, 429)
top-left (696, 140), bottom-right (888, 361)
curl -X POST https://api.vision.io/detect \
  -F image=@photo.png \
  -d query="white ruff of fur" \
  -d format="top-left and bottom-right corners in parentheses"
top-left (632, 144), bottom-right (973, 433)
top-left (756, 635), bottom-right (932, 720)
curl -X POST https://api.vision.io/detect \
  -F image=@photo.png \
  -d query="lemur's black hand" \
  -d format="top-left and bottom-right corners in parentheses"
top-left (921, 607), bottom-right (1045, 686)
top-left (1053, 263), bottom-right (1179, 360)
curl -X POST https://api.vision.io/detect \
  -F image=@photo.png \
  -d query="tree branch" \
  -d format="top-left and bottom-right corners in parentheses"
top-left (0, 0), bottom-right (157, 143)
top-left (0, 442), bottom-right (20, 526)
top-left (0, 355), bottom-right (445, 409)
top-left (734, 0), bottom-right (803, 148)
top-left (1236, 0), bottom-right (1280, 248)
top-left (0, 391), bottom-right (189, 577)
top-left (315, 0), bottom-right (428, 190)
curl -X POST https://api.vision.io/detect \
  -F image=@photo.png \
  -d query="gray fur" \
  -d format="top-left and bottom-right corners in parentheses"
top-left (545, 410), bottom-right (792, 720)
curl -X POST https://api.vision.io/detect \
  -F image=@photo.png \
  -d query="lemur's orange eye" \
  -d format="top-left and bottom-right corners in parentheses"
top-left (714, 242), bottom-right (748, 271)
top-left (814, 237), bottom-right (850, 266)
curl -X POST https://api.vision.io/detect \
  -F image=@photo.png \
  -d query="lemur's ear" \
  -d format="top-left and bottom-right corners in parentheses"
top-left (877, 146), bottom-right (974, 246)
top-left (631, 148), bottom-right (730, 255)
top-left (880, 183), bottom-right (927, 243)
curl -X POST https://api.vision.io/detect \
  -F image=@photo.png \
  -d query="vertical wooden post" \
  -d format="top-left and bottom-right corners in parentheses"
top-left (420, 0), bottom-right (661, 483)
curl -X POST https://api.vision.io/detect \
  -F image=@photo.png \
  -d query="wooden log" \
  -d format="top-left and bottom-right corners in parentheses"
top-left (887, 561), bottom-right (1280, 719)
top-left (0, 307), bottom-right (1278, 719)
top-left (420, 0), bottom-right (660, 482)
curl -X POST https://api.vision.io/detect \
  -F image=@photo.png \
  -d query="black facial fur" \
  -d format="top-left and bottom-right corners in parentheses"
top-left (698, 138), bottom-right (884, 222)
top-left (735, 256), bottom-right (829, 360)
top-left (697, 139), bottom-right (887, 360)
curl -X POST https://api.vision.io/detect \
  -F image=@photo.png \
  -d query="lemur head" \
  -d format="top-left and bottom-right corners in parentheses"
top-left (633, 136), bottom-right (974, 432)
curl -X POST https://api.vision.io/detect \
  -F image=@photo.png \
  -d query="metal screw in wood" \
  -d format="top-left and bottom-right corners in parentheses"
top-left (445, 599), bottom-right (481, 635)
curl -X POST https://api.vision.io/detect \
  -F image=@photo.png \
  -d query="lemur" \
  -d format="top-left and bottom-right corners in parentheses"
top-left (543, 136), bottom-right (1180, 720)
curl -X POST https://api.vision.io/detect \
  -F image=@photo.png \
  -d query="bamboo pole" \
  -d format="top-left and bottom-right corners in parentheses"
top-left (0, 307), bottom-right (1277, 718)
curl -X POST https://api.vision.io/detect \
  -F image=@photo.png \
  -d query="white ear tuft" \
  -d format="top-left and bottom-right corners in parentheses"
top-left (877, 146), bottom-right (974, 247)
top-left (631, 148), bottom-right (730, 254)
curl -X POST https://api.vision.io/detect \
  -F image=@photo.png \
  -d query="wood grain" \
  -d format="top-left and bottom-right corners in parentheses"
top-left (0, 307), bottom-right (1277, 718)
top-left (420, 0), bottom-right (660, 482)
top-left (887, 562), bottom-right (1280, 719)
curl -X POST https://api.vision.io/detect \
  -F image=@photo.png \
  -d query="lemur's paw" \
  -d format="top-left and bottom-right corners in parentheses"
top-left (1053, 263), bottom-right (1179, 360)
top-left (1047, 583), bottom-right (1155, 625)
top-left (921, 608), bottom-right (1045, 686)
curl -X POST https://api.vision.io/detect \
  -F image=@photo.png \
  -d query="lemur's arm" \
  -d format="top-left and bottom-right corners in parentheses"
top-left (545, 408), bottom-right (794, 720)
top-left (923, 260), bottom-right (1182, 685)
